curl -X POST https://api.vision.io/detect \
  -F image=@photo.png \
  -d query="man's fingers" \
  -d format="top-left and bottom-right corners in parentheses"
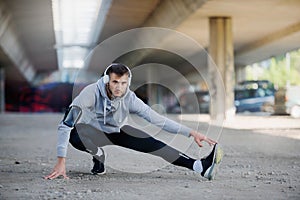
top-left (195, 138), bottom-right (203, 147)
top-left (63, 174), bottom-right (69, 179)
top-left (193, 132), bottom-right (217, 147)
top-left (45, 171), bottom-right (66, 180)
top-left (44, 171), bottom-right (56, 179)
top-left (50, 173), bottom-right (60, 180)
top-left (48, 172), bottom-right (59, 180)
top-left (205, 137), bottom-right (217, 145)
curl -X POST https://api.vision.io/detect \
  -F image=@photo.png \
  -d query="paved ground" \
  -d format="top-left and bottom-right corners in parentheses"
top-left (0, 113), bottom-right (299, 199)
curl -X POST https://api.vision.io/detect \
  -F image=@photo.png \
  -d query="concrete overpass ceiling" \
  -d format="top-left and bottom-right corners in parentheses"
top-left (4, 0), bottom-right (58, 73)
top-left (98, 0), bottom-right (161, 43)
top-left (236, 31), bottom-right (300, 66)
top-left (176, 0), bottom-right (300, 66)
top-left (1, 0), bottom-right (300, 85)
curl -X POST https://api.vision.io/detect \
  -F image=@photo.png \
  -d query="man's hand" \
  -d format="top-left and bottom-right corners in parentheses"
top-left (189, 130), bottom-right (217, 147)
top-left (44, 157), bottom-right (69, 180)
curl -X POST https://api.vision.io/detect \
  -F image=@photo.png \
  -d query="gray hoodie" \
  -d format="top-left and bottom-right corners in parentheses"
top-left (57, 77), bottom-right (192, 157)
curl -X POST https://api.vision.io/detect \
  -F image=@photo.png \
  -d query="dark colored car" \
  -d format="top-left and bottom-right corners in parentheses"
top-left (167, 80), bottom-right (276, 114)
top-left (234, 80), bottom-right (275, 113)
top-left (234, 88), bottom-right (274, 112)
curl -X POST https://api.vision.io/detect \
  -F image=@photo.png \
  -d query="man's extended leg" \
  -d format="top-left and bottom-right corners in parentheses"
top-left (71, 124), bottom-right (223, 179)
top-left (104, 125), bottom-right (221, 178)
top-left (108, 125), bottom-right (196, 169)
top-left (111, 125), bottom-right (222, 180)
top-left (71, 124), bottom-right (196, 171)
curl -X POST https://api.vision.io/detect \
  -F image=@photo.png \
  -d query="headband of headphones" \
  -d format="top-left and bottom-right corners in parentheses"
top-left (102, 63), bottom-right (132, 86)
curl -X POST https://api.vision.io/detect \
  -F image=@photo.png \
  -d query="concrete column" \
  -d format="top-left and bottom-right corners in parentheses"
top-left (0, 67), bottom-right (5, 112)
top-left (146, 67), bottom-right (158, 106)
top-left (208, 17), bottom-right (235, 119)
top-left (235, 64), bottom-right (246, 84)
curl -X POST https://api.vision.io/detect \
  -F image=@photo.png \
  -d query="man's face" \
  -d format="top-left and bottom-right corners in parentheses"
top-left (108, 73), bottom-right (129, 97)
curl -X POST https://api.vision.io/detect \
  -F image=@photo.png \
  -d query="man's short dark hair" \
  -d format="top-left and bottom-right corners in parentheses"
top-left (106, 63), bottom-right (129, 77)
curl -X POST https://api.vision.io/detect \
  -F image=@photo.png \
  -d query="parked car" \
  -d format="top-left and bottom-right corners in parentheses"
top-left (234, 88), bottom-right (274, 113)
top-left (167, 80), bottom-right (276, 114)
top-left (273, 86), bottom-right (300, 118)
top-left (234, 80), bottom-right (275, 113)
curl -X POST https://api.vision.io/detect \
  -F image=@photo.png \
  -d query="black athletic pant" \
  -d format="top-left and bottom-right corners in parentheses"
top-left (69, 124), bottom-right (195, 170)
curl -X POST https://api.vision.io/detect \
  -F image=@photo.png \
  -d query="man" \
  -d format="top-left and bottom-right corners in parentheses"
top-left (45, 63), bottom-right (223, 180)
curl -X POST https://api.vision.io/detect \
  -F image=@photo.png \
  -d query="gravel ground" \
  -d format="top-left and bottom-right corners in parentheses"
top-left (0, 113), bottom-right (299, 200)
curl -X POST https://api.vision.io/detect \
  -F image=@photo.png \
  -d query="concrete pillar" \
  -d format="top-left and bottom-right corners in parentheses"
top-left (208, 17), bottom-right (235, 120)
top-left (146, 67), bottom-right (158, 106)
top-left (0, 67), bottom-right (5, 112)
top-left (235, 64), bottom-right (246, 84)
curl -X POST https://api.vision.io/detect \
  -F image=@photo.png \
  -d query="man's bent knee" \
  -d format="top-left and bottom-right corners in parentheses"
top-left (69, 128), bottom-right (88, 152)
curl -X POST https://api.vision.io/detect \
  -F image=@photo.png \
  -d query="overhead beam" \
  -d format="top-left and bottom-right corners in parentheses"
top-left (143, 0), bottom-right (207, 28)
top-left (0, 1), bottom-right (36, 83)
top-left (119, 0), bottom-right (208, 67)
top-left (236, 22), bottom-right (300, 56)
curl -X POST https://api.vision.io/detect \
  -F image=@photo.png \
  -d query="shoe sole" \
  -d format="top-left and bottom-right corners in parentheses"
top-left (91, 169), bottom-right (106, 175)
top-left (204, 144), bottom-right (223, 180)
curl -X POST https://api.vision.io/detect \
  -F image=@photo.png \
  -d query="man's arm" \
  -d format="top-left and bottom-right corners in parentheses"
top-left (45, 84), bottom-right (96, 180)
top-left (57, 106), bottom-right (82, 158)
top-left (129, 92), bottom-right (217, 147)
top-left (44, 106), bottom-right (82, 180)
top-left (129, 92), bottom-right (191, 136)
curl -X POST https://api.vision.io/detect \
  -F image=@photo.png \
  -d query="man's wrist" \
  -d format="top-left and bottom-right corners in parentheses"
top-left (57, 157), bottom-right (66, 163)
top-left (189, 130), bottom-right (196, 137)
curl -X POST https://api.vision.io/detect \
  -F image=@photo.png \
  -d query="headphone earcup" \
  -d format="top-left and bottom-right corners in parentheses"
top-left (103, 74), bottom-right (109, 84)
top-left (128, 77), bottom-right (131, 86)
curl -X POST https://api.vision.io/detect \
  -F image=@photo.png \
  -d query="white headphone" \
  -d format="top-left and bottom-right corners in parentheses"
top-left (102, 63), bottom-right (132, 86)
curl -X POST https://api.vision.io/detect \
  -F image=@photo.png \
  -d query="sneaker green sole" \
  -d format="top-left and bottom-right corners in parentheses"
top-left (204, 144), bottom-right (223, 180)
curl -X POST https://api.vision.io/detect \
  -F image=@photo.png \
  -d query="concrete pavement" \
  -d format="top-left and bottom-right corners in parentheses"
top-left (0, 113), bottom-right (299, 199)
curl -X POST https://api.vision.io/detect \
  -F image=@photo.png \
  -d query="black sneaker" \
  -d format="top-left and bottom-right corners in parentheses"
top-left (91, 149), bottom-right (106, 175)
top-left (200, 143), bottom-right (223, 180)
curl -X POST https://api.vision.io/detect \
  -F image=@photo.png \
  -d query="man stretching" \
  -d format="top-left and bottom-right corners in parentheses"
top-left (45, 63), bottom-right (223, 180)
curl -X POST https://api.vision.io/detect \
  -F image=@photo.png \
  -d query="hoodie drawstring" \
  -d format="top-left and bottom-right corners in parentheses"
top-left (104, 98), bottom-right (107, 124)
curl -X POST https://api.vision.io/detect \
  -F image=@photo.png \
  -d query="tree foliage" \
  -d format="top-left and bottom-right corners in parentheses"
top-left (246, 49), bottom-right (300, 88)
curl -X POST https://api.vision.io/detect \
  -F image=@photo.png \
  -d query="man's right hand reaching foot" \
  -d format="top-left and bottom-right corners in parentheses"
top-left (44, 157), bottom-right (69, 180)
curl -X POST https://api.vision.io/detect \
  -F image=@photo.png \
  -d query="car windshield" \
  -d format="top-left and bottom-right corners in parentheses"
top-left (234, 80), bottom-right (275, 100)
top-left (235, 88), bottom-right (274, 100)
top-left (235, 89), bottom-right (256, 99)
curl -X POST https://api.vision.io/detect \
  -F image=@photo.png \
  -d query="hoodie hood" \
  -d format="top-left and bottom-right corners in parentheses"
top-left (96, 77), bottom-right (130, 125)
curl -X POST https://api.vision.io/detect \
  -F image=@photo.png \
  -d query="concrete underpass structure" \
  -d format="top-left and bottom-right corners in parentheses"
top-left (1, 0), bottom-right (300, 119)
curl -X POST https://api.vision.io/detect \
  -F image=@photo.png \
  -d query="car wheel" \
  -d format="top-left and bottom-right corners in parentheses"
top-left (290, 105), bottom-right (300, 118)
